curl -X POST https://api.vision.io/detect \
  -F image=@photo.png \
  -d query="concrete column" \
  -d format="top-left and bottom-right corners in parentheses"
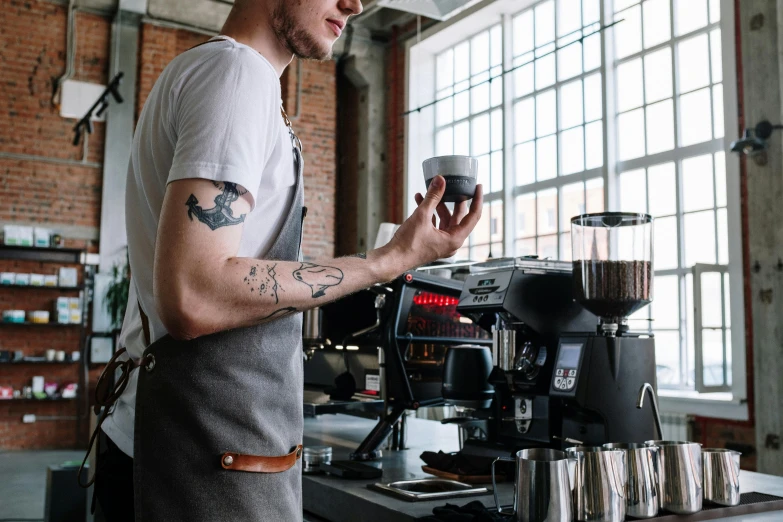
top-left (341, 27), bottom-right (388, 252)
top-left (740, 0), bottom-right (783, 476)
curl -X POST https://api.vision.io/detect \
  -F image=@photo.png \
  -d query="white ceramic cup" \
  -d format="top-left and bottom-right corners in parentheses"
top-left (45, 349), bottom-right (56, 361)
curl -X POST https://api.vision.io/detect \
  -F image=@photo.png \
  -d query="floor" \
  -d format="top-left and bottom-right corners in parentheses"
top-left (0, 449), bottom-right (84, 521)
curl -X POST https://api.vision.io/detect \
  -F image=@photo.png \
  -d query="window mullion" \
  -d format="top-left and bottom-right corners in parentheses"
top-left (503, 13), bottom-right (515, 258)
top-left (601, 0), bottom-right (616, 213)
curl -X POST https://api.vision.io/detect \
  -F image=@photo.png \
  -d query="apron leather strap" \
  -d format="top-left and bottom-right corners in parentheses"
top-left (221, 445), bottom-right (304, 473)
top-left (138, 301), bottom-right (150, 347)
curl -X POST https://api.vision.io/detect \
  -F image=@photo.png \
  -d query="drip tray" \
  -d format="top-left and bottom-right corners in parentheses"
top-left (638, 492), bottom-right (783, 521)
top-left (368, 478), bottom-right (491, 502)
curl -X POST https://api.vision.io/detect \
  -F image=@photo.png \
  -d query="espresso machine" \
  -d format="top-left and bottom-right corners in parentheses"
top-left (451, 212), bottom-right (660, 456)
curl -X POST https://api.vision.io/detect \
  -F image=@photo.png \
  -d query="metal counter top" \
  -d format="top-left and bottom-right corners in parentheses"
top-left (302, 414), bottom-right (783, 522)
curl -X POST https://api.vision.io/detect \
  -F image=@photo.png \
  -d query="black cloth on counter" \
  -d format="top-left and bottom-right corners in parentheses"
top-left (420, 450), bottom-right (509, 477)
top-left (418, 501), bottom-right (505, 522)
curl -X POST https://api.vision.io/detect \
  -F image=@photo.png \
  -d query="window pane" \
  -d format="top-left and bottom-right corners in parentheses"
top-left (685, 273), bottom-right (694, 387)
top-left (472, 83), bottom-right (490, 114)
top-left (537, 90), bottom-right (557, 136)
top-left (583, 32), bottom-right (602, 71)
top-left (561, 126), bottom-right (585, 175)
top-left (583, 0), bottom-right (600, 25)
top-left (702, 328), bottom-right (724, 386)
top-left (684, 210), bottom-right (717, 266)
top-left (701, 272), bottom-right (723, 328)
top-left (516, 238), bottom-right (537, 256)
top-left (490, 25), bottom-right (503, 67)
top-left (618, 108), bottom-right (646, 161)
top-left (715, 151), bottom-right (727, 207)
top-left (619, 168), bottom-right (647, 213)
top-left (559, 0), bottom-right (581, 36)
top-left (436, 50), bottom-right (454, 90)
top-left (561, 79), bottom-right (584, 129)
top-left (491, 109), bottom-right (503, 151)
top-left (648, 162), bottom-right (676, 216)
top-left (644, 0), bottom-right (671, 49)
top-left (516, 193), bottom-right (536, 237)
top-left (454, 90), bottom-right (470, 121)
top-left (616, 58), bottom-right (644, 112)
top-left (436, 97), bottom-right (453, 126)
top-left (561, 181), bottom-right (585, 231)
top-left (513, 11), bottom-right (534, 56)
top-left (646, 99), bottom-right (675, 154)
top-left (615, 5), bottom-right (642, 60)
top-left (456, 245), bottom-right (470, 261)
top-left (538, 188), bottom-right (558, 235)
top-left (477, 154), bottom-right (490, 190)
top-left (454, 42), bottom-right (470, 82)
top-left (515, 98), bottom-right (535, 143)
top-left (655, 215), bottom-right (679, 269)
top-left (585, 120), bottom-right (604, 169)
top-left (560, 232), bottom-right (572, 261)
top-left (472, 244), bottom-right (491, 261)
top-left (710, 0), bottom-right (720, 23)
top-left (536, 0), bottom-right (556, 46)
top-left (713, 84), bottom-right (724, 139)
top-left (474, 202), bottom-right (491, 244)
top-left (558, 42), bottom-right (582, 81)
top-left (515, 142), bottom-right (536, 186)
top-left (717, 207), bottom-right (728, 264)
top-left (436, 127), bottom-right (453, 156)
top-left (586, 177), bottom-right (604, 212)
top-left (536, 53), bottom-right (556, 89)
top-left (537, 136), bottom-right (558, 180)
top-left (455, 121), bottom-right (469, 154)
top-left (514, 62), bottom-right (535, 98)
top-left (680, 88), bottom-right (713, 146)
top-left (655, 330), bottom-right (682, 386)
top-left (724, 273), bottom-right (731, 327)
top-left (615, 0), bottom-right (640, 12)
top-left (682, 154), bottom-right (714, 212)
top-left (491, 150), bottom-right (504, 193)
top-left (710, 29), bottom-right (722, 83)
top-left (538, 235), bottom-right (558, 259)
top-left (472, 114), bottom-right (489, 156)
top-left (491, 76), bottom-right (502, 107)
top-left (490, 200), bottom-right (504, 243)
top-left (584, 73), bottom-right (603, 121)
top-left (653, 275), bottom-right (679, 329)
top-left (675, 0), bottom-right (708, 36)
top-left (471, 31), bottom-right (490, 76)
top-left (678, 34), bottom-right (711, 93)
top-left (644, 47), bottom-right (673, 103)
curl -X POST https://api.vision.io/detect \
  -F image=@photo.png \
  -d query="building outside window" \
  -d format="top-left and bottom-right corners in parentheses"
top-left (405, 0), bottom-right (745, 417)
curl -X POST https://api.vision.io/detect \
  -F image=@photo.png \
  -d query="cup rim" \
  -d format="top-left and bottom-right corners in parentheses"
top-left (702, 448), bottom-right (741, 455)
top-left (517, 448), bottom-right (568, 462)
top-left (645, 440), bottom-right (702, 447)
top-left (603, 442), bottom-right (655, 450)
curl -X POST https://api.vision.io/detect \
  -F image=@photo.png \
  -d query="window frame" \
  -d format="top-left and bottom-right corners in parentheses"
top-left (403, 0), bottom-right (746, 420)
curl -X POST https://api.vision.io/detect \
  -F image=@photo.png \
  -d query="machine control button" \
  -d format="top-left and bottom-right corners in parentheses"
top-left (559, 382), bottom-right (568, 390)
top-left (556, 369), bottom-right (564, 377)
top-left (566, 378), bottom-right (575, 389)
top-left (568, 369), bottom-right (577, 377)
top-left (473, 296), bottom-right (477, 302)
top-left (554, 377), bottom-right (563, 388)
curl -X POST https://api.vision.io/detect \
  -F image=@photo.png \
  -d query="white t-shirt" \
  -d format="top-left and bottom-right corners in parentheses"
top-left (102, 37), bottom-right (297, 457)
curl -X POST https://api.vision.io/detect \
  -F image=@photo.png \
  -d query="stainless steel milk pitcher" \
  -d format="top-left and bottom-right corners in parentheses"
top-left (603, 443), bottom-right (660, 518)
top-left (703, 448), bottom-right (741, 507)
top-left (567, 446), bottom-right (626, 522)
top-left (492, 448), bottom-right (574, 522)
top-left (645, 441), bottom-right (702, 514)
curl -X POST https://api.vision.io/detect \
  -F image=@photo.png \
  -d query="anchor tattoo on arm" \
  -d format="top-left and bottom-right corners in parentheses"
top-left (186, 182), bottom-right (247, 230)
top-left (292, 262), bottom-right (344, 298)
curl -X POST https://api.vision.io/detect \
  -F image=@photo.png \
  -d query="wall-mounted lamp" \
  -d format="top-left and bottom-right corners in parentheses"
top-left (730, 120), bottom-right (783, 155)
top-left (72, 72), bottom-right (124, 146)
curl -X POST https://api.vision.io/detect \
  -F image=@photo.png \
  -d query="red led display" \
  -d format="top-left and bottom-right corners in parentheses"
top-left (412, 292), bottom-right (460, 307)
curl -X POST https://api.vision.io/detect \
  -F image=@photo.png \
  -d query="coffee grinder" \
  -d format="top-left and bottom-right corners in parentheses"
top-left (452, 212), bottom-right (660, 455)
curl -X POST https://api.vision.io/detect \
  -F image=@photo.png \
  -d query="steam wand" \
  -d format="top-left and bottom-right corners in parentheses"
top-left (636, 382), bottom-right (663, 440)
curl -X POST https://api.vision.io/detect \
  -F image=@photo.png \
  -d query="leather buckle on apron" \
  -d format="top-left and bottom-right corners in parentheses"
top-left (220, 444), bottom-right (304, 473)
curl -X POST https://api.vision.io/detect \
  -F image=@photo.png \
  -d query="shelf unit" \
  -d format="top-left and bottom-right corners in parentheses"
top-left (0, 244), bottom-right (92, 447)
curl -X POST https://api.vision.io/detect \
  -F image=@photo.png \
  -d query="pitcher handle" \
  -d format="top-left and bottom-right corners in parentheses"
top-left (492, 456), bottom-right (516, 516)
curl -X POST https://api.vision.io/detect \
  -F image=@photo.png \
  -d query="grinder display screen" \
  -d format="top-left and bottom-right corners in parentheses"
top-left (557, 343), bottom-right (583, 368)
top-left (404, 290), bottom-right (489, 340)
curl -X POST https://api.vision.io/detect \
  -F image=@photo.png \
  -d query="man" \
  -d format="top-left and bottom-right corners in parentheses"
top-left (93, 0), bottom-right (483, 521)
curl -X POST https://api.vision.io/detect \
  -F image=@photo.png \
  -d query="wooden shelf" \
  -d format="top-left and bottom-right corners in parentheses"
top-left (0, 322), bottom-right (81, 327)
top-left (0, 285), bottom-right (83, 291)
top-left (0, 245), bottom-right (85, 264)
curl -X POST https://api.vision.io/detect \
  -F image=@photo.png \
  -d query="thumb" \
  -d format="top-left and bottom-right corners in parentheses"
top-left (419, 175), bottom-right (445, 214)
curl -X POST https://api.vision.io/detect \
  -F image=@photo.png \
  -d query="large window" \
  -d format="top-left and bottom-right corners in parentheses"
top-left (406, 0), bottom-right (744, 413)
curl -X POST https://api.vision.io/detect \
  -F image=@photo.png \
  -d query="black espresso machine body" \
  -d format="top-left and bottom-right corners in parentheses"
top-left (455, 258), bottom-right (659, 455)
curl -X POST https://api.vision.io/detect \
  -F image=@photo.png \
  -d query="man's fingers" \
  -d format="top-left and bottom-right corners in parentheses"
top-left (435, 202), bottom-right (451, 230)
top-left (414, 193), bottom-right (424, 207)
top-left (417, 176), bottom-right (446, 215)
top-left (452, 184), bottom-right (484, 237)
top-left (451, 200), bottom-right (468, 226)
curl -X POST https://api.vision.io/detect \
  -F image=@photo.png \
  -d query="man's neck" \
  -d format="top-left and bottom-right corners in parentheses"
top-left (220, 6), bottom-right (293, 77)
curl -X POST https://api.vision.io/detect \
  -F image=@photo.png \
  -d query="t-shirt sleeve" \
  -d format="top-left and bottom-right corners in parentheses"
top-left (167, 47), bottom-right (279, 209)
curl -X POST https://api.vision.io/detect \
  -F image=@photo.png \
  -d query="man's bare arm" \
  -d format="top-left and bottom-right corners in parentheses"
top-left (154, 176), bottom-right (482, 340)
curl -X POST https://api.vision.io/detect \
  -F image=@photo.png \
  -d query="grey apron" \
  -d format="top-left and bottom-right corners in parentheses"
top-left (133, 135), bottom-right (306, 521)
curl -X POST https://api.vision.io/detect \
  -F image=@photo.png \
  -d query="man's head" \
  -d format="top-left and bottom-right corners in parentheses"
top-left (267, 0), bottom-right (363, 60)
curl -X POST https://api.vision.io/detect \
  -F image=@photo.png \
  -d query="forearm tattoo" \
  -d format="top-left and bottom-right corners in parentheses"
top-left (348, 252), bottom-right (367, 260)
top-left (186, 181), bottom-right (247, 230)
top-left (292, 262), bottom-right (344, 298)
top-left (245, 264), bottom-right (283, 304)
top-left (260, 306), bottom-right (298, 322)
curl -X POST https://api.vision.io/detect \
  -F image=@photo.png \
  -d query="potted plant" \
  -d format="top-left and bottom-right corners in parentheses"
top-left (105, 250), bottom-right (130, 332)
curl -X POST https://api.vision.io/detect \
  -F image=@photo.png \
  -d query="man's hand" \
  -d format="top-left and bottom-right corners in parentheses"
top-left (384, 175), bottom-right (483, 270)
